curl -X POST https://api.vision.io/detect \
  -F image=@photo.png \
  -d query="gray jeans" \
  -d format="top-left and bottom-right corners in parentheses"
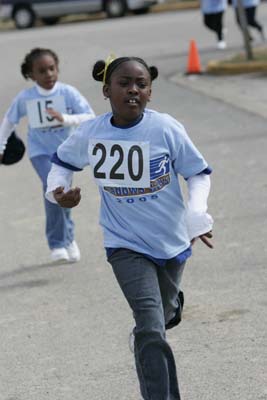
top-left (108, 248), bottom-right (185, 400)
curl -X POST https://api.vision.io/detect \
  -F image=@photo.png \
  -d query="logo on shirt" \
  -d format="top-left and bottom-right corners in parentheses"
top-left (104, 154), bottom-right (170, 198)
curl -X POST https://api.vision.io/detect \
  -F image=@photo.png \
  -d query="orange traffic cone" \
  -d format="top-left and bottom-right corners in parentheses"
top-left (186, 40), bottom-right (202, 75)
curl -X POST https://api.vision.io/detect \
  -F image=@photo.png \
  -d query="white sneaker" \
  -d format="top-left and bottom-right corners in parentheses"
top-left (66, 240), bottom-right (81, 262)
top-left (50, 247), bottom-right (70, 264)
top-left (129, 330), bottom-right (135, 354)
top-left (217, 40), bottom-right (227, 50)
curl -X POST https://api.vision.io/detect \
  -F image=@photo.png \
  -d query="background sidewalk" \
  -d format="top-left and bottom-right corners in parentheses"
top-left (171, 69), bottom-right (267, 120)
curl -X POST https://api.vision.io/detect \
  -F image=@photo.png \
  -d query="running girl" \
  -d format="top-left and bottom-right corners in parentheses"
top-left (46, 55), bottom-right (213, 399)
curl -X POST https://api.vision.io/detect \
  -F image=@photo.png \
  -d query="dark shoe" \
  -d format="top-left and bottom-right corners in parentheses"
top-left (165, 290), bottom-right (184, 330)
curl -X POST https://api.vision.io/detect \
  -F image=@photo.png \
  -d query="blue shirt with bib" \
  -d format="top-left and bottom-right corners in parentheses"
top-left (53, 109), bottom-right (210, 261)
top-left (6, 82), bottom-right (94, 159)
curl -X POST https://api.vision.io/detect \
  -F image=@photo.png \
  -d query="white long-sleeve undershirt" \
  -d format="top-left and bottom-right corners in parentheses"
top-left (186, 173), bottom-right (213, 240)
top-left (46, 163), bottom-right (73, 203)
top-left (0, 116), bottom-right (15, 153)
top-left (61, 112), bottom-right (95, 126)
top-left (187, 173), bottom-right (210, 212)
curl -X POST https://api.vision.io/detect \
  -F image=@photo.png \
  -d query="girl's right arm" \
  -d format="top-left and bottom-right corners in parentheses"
top-left (0, 91), bottom-right (27, 162)
top-left (0, 116), bottom-right (16, 161)
top-left (46, 163), bottom-right (81, 208)
top-left (46, 118), bottom-right (91, 207)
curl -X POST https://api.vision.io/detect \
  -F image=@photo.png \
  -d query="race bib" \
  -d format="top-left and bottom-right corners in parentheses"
top-left (88, 139), bottom-right (150, 188)
top-left (26, 96), bottom-right (66, 128)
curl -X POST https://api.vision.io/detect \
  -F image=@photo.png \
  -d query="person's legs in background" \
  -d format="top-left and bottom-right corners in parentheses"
top-left (246, 6), bottom-right (265, 40)
top-left (214, 11), bottom-right (224, 41)
top-left (235, 8), bottom-right (254, 40)
top-left (204, 12), bottom-right (226, 49)
top-left (204, 12), bottom-right (217, 33)
top-left (30, 155), bottom-right (80, 263)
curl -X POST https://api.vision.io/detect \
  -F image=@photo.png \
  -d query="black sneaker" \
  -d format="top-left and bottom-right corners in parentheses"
top-left (165, 290), bottom-right (184, 330)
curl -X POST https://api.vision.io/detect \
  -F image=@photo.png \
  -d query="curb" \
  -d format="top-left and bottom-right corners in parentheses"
top-left (206, 51), bottom-right (267, 75)
top-left (152, 0), bottom-right (199, 12)
top-left (206, 60), bottom-right (267, 75)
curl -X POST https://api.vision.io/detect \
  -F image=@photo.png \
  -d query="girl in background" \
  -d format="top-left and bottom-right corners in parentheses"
top-left (0, 48), bottom-right (95, 263)
top-left (201, 0), bottom-right (228, 49)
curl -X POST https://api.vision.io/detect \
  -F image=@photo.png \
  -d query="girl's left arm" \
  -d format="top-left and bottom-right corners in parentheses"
top-left (61, 112), bottom-right (95, 126)
top-left (63, 88), bottom-right (96, 126)
top-left (46, 87), bottom-right (96, 127)
top-left (186, 173), bottom-right (214, 248)
top-left (45, 109), bottom-right (95, 126)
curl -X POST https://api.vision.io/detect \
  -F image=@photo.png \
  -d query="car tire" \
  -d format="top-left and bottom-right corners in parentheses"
top-left (105, 0), bottom-right (127, 17)
top-left (13, 6), bottom-right (35, 29)
top-left (41, 17), bottom-right (60, 25)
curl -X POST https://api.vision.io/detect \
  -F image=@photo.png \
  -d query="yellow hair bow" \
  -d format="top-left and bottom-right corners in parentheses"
top-left (97, 53), bottom-right (116, 84)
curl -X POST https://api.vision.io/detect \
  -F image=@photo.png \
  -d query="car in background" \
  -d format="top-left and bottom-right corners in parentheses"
top-left (0, 0), bottom-right (159, 29)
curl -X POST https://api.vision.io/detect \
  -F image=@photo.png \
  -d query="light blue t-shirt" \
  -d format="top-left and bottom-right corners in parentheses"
top-left (201, 0), bottom-right (227, 13)
top-left (6, 82), bottom-right (95, 158)
top-left (55, 109), bottom-right (209, 259)
top-left (232, 0), bottom-right (259, 8)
